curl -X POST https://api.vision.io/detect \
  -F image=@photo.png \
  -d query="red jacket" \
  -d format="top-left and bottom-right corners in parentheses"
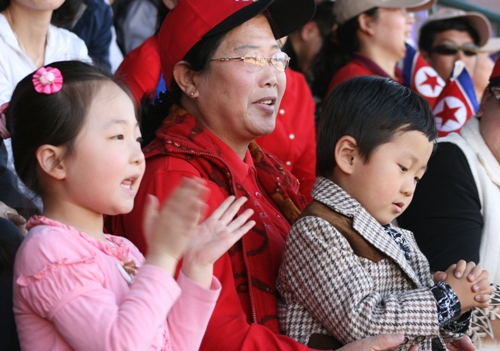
top-left (111, 109), bottom-right (328, 350)
top-left (327, 52), bottom-right (403, 96)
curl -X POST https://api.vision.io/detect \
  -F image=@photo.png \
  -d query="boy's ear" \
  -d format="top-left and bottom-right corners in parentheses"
top-left (335, 135), bottom-right (358, 174)
top-left (36, 145), bottom-right (67, 180)
top-left (172, 61), bottom-right (199, 98)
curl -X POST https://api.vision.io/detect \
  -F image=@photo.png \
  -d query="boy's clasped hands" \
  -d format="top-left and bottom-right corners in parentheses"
top-left (435, 260), bottom-right (492, 313)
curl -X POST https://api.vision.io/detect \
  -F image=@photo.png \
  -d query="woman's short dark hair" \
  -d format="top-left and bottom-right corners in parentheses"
top-left (316, 76), bottom-right (438, 177)
top-left (6, 60), bottom-right (134, 197)
top-left (418, 18), bottom-right (481, 52)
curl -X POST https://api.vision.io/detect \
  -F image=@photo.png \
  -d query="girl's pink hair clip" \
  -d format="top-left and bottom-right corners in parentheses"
top-left (32, 67), bottom-right (63, 94)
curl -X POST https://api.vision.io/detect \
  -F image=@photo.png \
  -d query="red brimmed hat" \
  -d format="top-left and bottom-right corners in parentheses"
top-left (491, 57), bottom-right (500, 82)
top-left (159, 0), bottom-right (316, 90)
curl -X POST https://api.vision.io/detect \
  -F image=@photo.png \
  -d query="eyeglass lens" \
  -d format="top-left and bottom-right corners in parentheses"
top-left (243, 52), bottom-right (289, 71)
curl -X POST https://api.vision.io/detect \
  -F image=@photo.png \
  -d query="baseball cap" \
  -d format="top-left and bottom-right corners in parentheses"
top-left (333, 0), bottom-right (434, 25)
top-left (159, 0), bottom-right (316, 90)
top-left (423, 8), bottom-right (491, 47)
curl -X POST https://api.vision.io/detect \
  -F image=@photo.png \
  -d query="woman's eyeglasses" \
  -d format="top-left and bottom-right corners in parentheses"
top-left (211, 51), bottom-right (290, 72)
top-left (428, 44), bottom-right (479, 57)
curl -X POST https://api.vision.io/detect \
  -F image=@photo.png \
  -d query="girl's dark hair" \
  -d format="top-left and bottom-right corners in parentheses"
top-left (311, 7), bottom-right (378, 100)
top-left (317, 76), bottom-right (438, 177)
top-left (0, 0), bottom-right (82, 26)
top-left (418, 18), bottom-right (481, 52)
top-left (6, 60), bottom-right (134, 197)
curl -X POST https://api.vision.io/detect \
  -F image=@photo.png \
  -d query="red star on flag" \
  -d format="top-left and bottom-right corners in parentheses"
top-left (436, 101), bottom-right (461, 125)
top-left (421, 72), bottom-right (441, 93)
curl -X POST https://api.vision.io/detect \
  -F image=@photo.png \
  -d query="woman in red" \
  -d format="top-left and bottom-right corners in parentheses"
top-left (111, 0), bottom-right (451, 350)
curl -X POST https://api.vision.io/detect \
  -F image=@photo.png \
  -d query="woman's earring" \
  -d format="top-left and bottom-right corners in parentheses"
top-left (190, 92), bottom-right (194, 97)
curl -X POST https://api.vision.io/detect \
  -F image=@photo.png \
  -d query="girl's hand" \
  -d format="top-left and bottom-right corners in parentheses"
top-left (182, 195), bottom-right (255, 288)
top-left (143, 177), bottom-right (209, 275)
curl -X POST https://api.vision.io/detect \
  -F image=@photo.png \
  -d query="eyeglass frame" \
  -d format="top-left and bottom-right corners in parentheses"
top-left (210, 51), bottom-right (291, 72)
top-left (428, 44), bottom-right (479, 57)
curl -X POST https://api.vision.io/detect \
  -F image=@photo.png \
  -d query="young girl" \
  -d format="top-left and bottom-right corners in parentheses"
top-left (277, 76), bottom-right (492, 351)
top-left (5, 60), bottom-right (255, 351)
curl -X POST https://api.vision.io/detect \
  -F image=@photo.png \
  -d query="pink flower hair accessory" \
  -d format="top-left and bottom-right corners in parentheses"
top-left (32, 67), bottom-right (63, 94)
top-left (0, 102), bottom-right (10, 139)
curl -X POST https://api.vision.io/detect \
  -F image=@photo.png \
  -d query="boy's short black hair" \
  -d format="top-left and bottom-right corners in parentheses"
top-left (418, 18), bottom-right (481, 52)
top-left (316, 76), bottom-right (437, 177)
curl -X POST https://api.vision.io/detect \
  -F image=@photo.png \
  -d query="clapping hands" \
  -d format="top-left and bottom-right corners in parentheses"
top-left (143, 177), bottom-right (255, 288)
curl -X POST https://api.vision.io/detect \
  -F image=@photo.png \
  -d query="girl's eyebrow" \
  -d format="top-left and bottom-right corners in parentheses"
top-left (103, 119), bottom-right (139, 128)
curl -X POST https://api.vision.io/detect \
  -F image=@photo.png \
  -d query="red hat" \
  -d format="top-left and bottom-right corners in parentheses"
top-left (159, 0), bottom-right (316, 90)
top-left (491, 57), bottom-right (500, 82)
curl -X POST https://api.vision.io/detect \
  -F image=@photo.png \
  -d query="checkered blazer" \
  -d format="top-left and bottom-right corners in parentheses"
top-left (277, 177), bottom-right (465, 351)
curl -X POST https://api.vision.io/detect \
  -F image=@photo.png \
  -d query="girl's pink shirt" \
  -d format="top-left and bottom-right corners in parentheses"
top-left (13, 216), bottom-right (220, 351)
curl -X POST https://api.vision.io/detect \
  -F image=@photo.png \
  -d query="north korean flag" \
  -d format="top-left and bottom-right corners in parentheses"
top-left (402, 43), bottom-right (445, 108)
top-left (433, 60), bottom-right (479, 137)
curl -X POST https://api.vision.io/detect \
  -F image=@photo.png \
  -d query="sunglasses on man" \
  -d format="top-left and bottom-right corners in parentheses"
top-left (429, 44), bottom-right (479, 57)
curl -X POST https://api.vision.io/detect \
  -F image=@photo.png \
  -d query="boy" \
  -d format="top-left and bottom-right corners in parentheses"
top-left (277, 76), bottom-right (492, 351)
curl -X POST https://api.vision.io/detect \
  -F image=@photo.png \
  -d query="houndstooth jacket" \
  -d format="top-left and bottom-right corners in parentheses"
top-left (276, 177), bottom-right (466, 351)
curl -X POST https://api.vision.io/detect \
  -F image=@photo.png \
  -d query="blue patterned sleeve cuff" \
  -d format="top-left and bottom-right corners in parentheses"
top-left (430, 281), bottom-right (462, 326)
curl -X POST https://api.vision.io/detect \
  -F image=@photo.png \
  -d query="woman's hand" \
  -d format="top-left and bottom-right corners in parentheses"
top-left (182, 195), bottom-right (255, 288)
top-left (0, 201), bottom-right (27, 235)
